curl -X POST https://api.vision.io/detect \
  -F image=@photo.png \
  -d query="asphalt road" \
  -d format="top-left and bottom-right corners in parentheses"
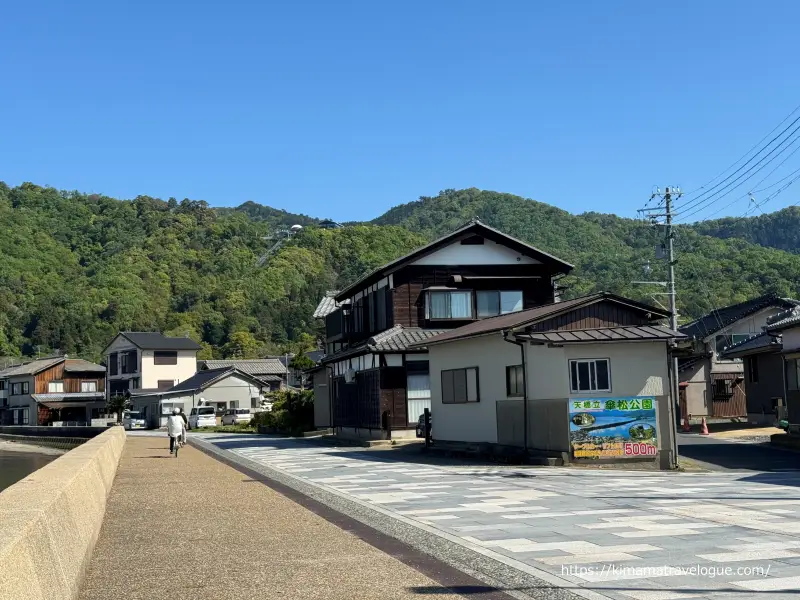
top-left (677, 432), bottom-right (800, 471)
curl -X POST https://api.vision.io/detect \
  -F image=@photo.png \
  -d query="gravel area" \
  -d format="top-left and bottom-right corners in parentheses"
top-left (79, 436), bottom-right (478, 600)
top-left (191, 436), bottom-right (591, 600)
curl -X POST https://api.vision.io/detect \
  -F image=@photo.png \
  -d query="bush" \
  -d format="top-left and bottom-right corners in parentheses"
top-left (251, 389), bottom-right (314, 434)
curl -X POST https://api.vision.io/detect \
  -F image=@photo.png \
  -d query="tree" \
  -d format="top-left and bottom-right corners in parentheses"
top-left (288, 353), bottom-right (315, 390)
top-left (222, 331), bottom-right (262, 359)
top-left (106, 394), bottom-right (131, 424)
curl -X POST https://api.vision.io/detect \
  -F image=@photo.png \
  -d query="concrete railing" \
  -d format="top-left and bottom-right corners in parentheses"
top-left (0, 426), bottom-right (126, 600)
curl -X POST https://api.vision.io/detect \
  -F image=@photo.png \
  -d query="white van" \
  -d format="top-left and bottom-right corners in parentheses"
top-left (188, 406), bottom-right (216, 429)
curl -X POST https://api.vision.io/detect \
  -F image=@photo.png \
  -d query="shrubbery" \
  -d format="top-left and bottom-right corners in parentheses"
top-left (250, 389), bottom-right (314, 434)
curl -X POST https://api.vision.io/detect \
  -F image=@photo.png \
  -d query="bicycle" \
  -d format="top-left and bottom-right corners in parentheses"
top-left (171, 434), bottom-right (181, 457)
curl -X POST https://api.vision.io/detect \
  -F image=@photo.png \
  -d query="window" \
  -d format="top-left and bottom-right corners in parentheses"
top-left (108, 353), bottom-right (118, 376)
top-left (130, 378), bottom-right (140, 390)
top-left (477, 291), bottom-right (523, 317)
top-left (569, 359), bottom-right (611, 393)
top-left (748, 356), bottom-right (759, 384)
top-left (21, 382), bottom-right (29, 394)
top-left (157, 380), bottom-right (174, 390)
top-left (81, 381), bottom-right (98, 392)
top-left (0, 380), bottom-right (5, 391)
top-left (251, 397), bottom-right (260, 409)
top-left (376, 287), bottom-right (387, 331)
top-left (407, 373), bottom-right (431, 424)
top-left (22, 408), bottom-right (29, 425)
top-left (441, 367), bottom-right (479, 404)
top-left (121, 351), bottom-right (139, 374)
top-left (48, 381), bottom-right (64, 393)
top-left (713, 378), bottom-right (734, 399)
top-left (506, 365), bottom-right (524, 397)
top-left (11, 383), bottom-right (21, 396)
top-left (428, 291), bottom-right (473, 320)
top-left (154, 351), bottom-right (178, 365)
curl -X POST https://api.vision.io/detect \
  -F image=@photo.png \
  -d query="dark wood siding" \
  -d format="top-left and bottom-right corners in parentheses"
top-left (392, 265), bottom-right (555, 328)
top-left (710, 373), bottom-right (747, 418)
top-left (34, 362), bottom-right (105, 394)
top-left (528, 301), bottom-right (653, 332)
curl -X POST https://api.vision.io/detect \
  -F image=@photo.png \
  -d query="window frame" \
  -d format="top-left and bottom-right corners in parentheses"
top-left (569, 358), bottom-right (612, 394)
top-left (11, 383), bottom-right (21, 396)
top-left (505, 364), bottom-right (524, 397)
top-left (440, 367), bottom-right (480, 404)
top-left (426, 290), bottom-right (474, 321)
top-left (476, 290), bottom-right (524, 318)
top-left (157, 379), bottom-right (175, 390)
top-left (153, 350), bottom-right (178, 365)
top-left (48, 381), bottom-right (65, 393)
top-left (21, 381), bottom-right (29, 394)
top-left (81, 381), bottom-right (98, 392)
top-left (748, 355), bottom-right (759, 384)
top-left (0, 380), bottom-right (6, 391)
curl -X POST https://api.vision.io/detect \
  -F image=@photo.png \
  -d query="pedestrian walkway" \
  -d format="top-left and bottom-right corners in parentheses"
top-left (197, 433), bottom-right (800, 600)
top-left (77, 436), bottom-right (465, 600)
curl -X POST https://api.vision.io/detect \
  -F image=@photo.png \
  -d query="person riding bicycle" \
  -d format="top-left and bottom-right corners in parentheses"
top-left (167, 408), bottom-right (185, 454)
top-left (178, 407), bottom-right (188, 445)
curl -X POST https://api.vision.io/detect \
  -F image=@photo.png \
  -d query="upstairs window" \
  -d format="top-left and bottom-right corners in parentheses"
top-left (48, 381), bottom-right (64, 393)
top-left (427, 291), bottom-right (473, 320)
top-left (477, 291), bottom-right (523, 317)
top-left (81, 381), bottom-right (98, 392)
top-left (154, 350), bottom-right (178, 365)
top-left (108, 353), bottom-right (118, 376)
top-left (0, 381), bottom-right (5, 391)
top-left (569, 359), bottom-right (611, 393)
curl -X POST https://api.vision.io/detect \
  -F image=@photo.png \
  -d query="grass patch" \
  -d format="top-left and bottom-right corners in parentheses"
top-left (199, 425), bottom-right (257, 434)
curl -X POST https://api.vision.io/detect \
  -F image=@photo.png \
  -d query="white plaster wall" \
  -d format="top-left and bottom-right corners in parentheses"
top-left (783, 327), bottom-right (800, 352)
top-left (195, 375), bottom-right (262, 407)
top-left (412, 240), bottom-right (540, 266)
top-left (527, 345), bottom-right (567, 399)
top-left (708, 307), bottom-right (785, 372)
top-left (429, 335), bottom-right (520, 444)
top-left (140, 350), bottom-right (197, 389)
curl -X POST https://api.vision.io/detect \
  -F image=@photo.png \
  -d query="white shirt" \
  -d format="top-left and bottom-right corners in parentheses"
top-left (167, 414), bottom-right (185, 437)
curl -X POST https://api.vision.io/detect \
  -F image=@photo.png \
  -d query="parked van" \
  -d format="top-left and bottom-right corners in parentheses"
top-left (188, 406), bottom-right (216, 429)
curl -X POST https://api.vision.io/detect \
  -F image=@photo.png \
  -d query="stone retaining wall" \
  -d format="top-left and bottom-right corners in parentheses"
top-left (0, 426), bottom-right (126, 600)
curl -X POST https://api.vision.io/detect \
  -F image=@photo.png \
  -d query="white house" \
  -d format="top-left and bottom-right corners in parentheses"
top-left (129, 367), bottom-right (266, 428)
top-left (417, 293), bottom-right (684, 467)
top-left (103, 332), bottom-right (202, 397)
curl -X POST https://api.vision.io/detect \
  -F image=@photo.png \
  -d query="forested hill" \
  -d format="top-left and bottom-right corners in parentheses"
top-left (692, 205), bottom-right (800, 254)
top-left (2, 182), bottom-right (800, 361)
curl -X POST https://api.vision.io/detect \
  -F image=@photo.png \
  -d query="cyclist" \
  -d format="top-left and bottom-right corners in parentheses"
top-left (178, 407), bottom-right (188, 446)
top-left (167, 408), bottom-right (185, 455)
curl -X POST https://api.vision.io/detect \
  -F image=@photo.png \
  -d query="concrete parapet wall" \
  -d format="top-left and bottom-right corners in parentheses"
top-left (0, 426), bottom-right (126, 600)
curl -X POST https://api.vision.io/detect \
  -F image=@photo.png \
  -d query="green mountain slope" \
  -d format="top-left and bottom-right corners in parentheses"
top-left (692, 205), bottom-right (800, 253)
top-left (374, 189), bottom-right (800, 321)
top-left (2, 183), bottom-right (800, 360)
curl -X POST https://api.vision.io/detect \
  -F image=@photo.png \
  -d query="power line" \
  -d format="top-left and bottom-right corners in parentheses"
top-left (676, 122), bottom-right (800, 222)
top-left (681, 102), bottom-right (800, 197)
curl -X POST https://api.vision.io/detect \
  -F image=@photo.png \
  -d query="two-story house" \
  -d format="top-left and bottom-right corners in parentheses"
top-left (0, 356), bottom-right (106, 426)
top-left (313, 219), bottom-right (574, 439)
top-left (103, 332), bottom-right (202, 397)
top-left (679, 294), bottom-right (800, 420)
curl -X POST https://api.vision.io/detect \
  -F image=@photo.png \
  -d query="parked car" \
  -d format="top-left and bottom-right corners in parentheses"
top-left (221, 408), bottom-right (253, 426)
top-left (123, 411), bottom-right (147, 430)
top-left (416, 412), bottom-right (431, 438)
top-left (188, 406), bottom-right (217, 429)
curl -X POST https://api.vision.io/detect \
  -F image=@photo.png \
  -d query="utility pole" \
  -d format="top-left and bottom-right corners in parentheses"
top-left (637, 186), bottom-right (681, 470)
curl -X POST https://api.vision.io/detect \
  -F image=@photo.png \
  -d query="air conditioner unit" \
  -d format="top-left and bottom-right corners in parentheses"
top-left (344, 368), bottom-right (356, 383)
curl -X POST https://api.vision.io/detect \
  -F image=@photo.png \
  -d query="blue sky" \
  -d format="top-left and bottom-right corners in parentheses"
top-left (3, 1), bottom-right (800, 222)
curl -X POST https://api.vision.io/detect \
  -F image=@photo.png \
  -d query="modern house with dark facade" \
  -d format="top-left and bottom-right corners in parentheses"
top-left (313, 219), bottom-right (574, 439)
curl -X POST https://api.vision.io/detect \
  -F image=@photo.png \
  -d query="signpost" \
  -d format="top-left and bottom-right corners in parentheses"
top-left (568, 397), bottom-right (658, 460)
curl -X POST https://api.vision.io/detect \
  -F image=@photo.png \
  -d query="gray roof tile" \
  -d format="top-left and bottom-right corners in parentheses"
top-left (199, 359), bottom-right (287, 376)
top-left (120, 332), bottom-right (202, 350)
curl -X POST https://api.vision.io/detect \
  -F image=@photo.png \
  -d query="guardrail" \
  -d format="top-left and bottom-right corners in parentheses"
top-left (0, 426), bottom-right (126, 600)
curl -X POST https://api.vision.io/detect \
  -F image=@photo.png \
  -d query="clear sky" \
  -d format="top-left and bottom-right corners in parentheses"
top-left (3, 1), bottom-right (800, 222)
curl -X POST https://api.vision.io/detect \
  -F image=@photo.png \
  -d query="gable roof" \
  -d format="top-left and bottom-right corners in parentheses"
top-left (313, 291), bottom-right (340, 318)
top-left (418, 293), bottom-right (670, 347)
top-left (64, 359), bottom-right (105, 373)
top-left (199, 358), bottom-right (286, 376)
top-left (718, 331), bottom-right (782, 359)
top-left (165, 367), bottom-right (266, 394)
top-left (679, 294), bottom-right (800, 340)
top-left (1, 356), bottom-right (65, 377)
top-left (334, 219), bottom-right (574, 301)
top-left (766, 308), bottom-right (800, 332)
top-left (108, 332), bottom-right (203, 352)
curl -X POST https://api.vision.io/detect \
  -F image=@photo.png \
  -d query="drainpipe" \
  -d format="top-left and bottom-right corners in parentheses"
top-left (503, 331), bottom-right (528, 454)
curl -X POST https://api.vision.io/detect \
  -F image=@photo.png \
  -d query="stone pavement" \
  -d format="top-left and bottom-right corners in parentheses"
top-left (197, 433), bottom-right (800, 600)
top-left (77, 435), bottom-right (471, 600)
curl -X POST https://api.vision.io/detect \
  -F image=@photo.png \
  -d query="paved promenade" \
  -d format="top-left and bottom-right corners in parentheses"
top-left (194, 433), bottom-right (800, 600)
top-left (78, 436), bottom-right (468, 600)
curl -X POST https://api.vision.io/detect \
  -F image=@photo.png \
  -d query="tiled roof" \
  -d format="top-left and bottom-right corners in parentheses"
top-left (119, 332), bottom-right (202, 351)
top-left (418, 292), bottom-right (668, 347)
top-left (166, 367), bottom-right (267, 394)
top-left (322, 327), bottom-right (448, 362)
top-left (199, 359), bottom-right (287, 376)
top-left (766, 310), bottom-right (800, 332)
top-left (335, 219), bottom-right (574, 301)
top-left (718, 332), bottom-right (781, 358)
top-left (64, 359), bottom-right (105, 373)
top-left (1, 357), bottom-right (64, 377)
top-left (313, 292), bottom-right (340, 318)
top-left (679, 294), bottom-right (800, 340)
top-left (31, 392), bottom-right (105, 402)
top-left (518, 326), bottom-right (684, 344)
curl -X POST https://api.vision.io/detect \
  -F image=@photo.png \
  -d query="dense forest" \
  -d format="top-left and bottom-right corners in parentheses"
top-left (2, 183), bottom-right (800, 361)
